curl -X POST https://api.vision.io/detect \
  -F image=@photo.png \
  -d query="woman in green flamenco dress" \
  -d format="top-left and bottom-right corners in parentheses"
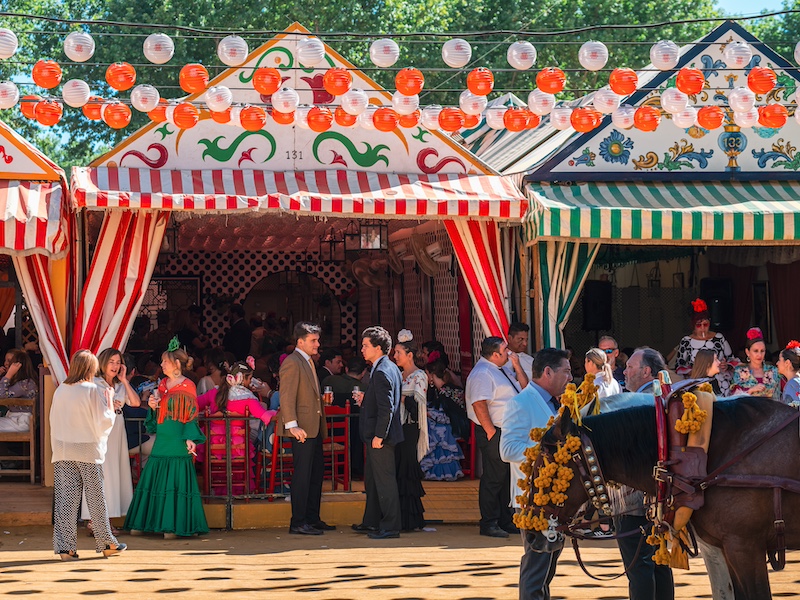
top-left (124, 341), bottom-right (209, 538)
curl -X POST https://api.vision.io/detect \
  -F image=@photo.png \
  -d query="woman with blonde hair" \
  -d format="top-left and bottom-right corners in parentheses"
top-left (50, 350), bottom-right (126, 560)
top-left (584, 348), bottom-right (622, 398)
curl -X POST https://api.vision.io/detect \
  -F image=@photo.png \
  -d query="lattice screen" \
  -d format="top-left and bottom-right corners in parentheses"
top-left (429, 229), bottom-right (461, 370)
top-left (401, 259), bottom-right (424, 341)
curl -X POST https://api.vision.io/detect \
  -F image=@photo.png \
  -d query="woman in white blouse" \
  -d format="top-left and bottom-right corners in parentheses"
top-left (50, 350), bottom-right (126, 561)
top-left (585, 347), bottom-right (622, 398)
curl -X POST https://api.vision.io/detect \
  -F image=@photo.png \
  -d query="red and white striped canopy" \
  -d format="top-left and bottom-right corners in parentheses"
top-left (71, 167), bottom-right (527, 220)
top-left (0, 179), bottom-right (67, 257)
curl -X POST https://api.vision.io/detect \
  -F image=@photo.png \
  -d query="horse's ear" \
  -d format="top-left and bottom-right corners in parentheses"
top-left (558, 406), bottom-right (574, 438)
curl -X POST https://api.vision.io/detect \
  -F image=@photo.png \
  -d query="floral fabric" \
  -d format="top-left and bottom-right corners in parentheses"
top-left (731, 364), bottom-right (780, 400)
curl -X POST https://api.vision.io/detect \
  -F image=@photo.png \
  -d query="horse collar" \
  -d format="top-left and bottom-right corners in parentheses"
top-left (574, 430), bottom-right (612, 517)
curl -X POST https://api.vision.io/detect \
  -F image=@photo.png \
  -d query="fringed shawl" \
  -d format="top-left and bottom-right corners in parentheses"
top-left (156, 378), bottom-right (199, 425)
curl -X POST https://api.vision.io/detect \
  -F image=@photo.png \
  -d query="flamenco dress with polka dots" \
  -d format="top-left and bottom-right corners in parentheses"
top-left (124, 378), bottom-right (208, 536)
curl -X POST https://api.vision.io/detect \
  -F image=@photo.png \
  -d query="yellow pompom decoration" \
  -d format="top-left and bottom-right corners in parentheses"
top-left (697, 382), bottom-right (713, 394)
top-left (675, 391), bottom-right (708, 434)
top-left (646, 525), bottom-right (671, 565)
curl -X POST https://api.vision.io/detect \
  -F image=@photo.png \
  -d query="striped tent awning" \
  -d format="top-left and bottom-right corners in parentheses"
top-left (525, 180), bottom-right (800, 245)
top-left (0, 179), bottom-right (67, 257)
top-left (72, 167), bottom-right (528, 220)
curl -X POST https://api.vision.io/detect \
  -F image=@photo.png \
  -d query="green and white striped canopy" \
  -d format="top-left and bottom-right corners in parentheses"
top-left (525, 181), bottom-right (800, 245)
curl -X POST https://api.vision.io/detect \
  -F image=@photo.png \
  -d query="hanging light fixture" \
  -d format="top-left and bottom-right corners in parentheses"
top-left (319, 226), bottom-right (345, 263)
top-left (344, 220), bottom-right (361, 253)
top-left (359, 220), bottom-right (389, 251)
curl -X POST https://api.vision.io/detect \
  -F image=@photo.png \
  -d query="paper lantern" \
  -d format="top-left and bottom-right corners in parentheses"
top-left (147, 98), bottom-right (168, 123)
top-left (335, 106), bottom-right (357, 127)
top-left (297, 37), bottom-right (326, 68)
top-left (370, 39), bottom-right (400, 68)
top-left (728, 86), bottom-right (756, 112)
top-left (438, 107), bottom-right (464, 132)
top-left (129, 84), bottom-right (159, 113)
top-left (210, 107), bottom-right (232, 124)
top-left (527, 89), bottom-right (556, 115)
top-left (795, 41), bottom-right (800, 66)
top-left (794, 107), bottom-right (800, 126)
top-left (217, 35), bottom-right (249, 67)
top-left (420, 105), bottom-right (442, 130)
top-left (609, 68), bottom-right (638, 96)
top-left (63, 32), bottom-right (95, 62)
top-left (0, 28), bottom-right (18, 60)
top-left (660, 87), bottom-right (689, 114)
top-left (503, 107), bottom-right (529, 132)
top-left (464, 112), bottom-right (480, 128)
top-left (358, 106), bottom-right (377, 130)
top-left (650, 40), bottom-right (680, 71)
top-left (592, 89), bottom-right (620, 114)
top-left (395, 68), bottom-right (424, 96)
top-left (733, 108), bottom-right (759, 128)
top-left (578, 41), bottom-right (608, 71)
top-left (525, 111), bottom-right (541, 129)
top-left (143, 33), bottom-right (174, 64)
top-left (32, 60), bottom-right (62, 89)
top-left (80, 95), bottom-right (102, 120)
top-left (466, 68), bottom-right (494, 96)
top-left (35, 100), bottom-right (62, 126)
top-left (570, 107), bottom-right (602, 132)
top-left (240, 105), bottom-right (267, 131)
top-left (227, 106), bottom-right (242, 128)
top-left (20, 95), bottom-right (41, 119)
top-left (252, 67), bottom-right (282, 96)
top-left (459, 90), bottom-right (487, 116)
top-left (758, 103), bottom-right (788, 128)
top-left (173, 102), bottom-right (200, 129)
top-left (307, 106), bottom-right (333, 132)
top-left (611, 104), bottom-right (636, 129)
top-left (550, 106), bottom-right (573, 130)
top-left (399, 109), bottom-right (420, 128)
top-left (180, 64), bottom-right (209, 94)
top-left (672, 106), bottom-right (697, 129)
top-left (536, 67), bottom-right (566, 94)
top-left (748, 67), bottom-right (777, 94)
top-left (391, 91), bottom-right (419, 115)
top-left (634, 105), bottom-right (661, 131)
top-left (442, 38), bottom-right (472, 68)
top-left (61, 79), bottom-right (91, 108)
top-left (485, 106), bottom-right (506, 129)
top-left (696, 105), bottom-right (725, 130)
top-left (724, 41), bottom-right (752, 69)
top-left (204, 85), bottom-right (232, 112)
top-left (323, 68), bottom-right (352, 97)
top-left (0, 81), bottom-right (18, 109)
top-left (106, 62), bottom-right (136, 91)
top-left (270, 87), bottom-right (299, 113)
top-left (373, 107), bottom-right (399, 132)
top-left (271, 110), bottom-right (294, 125)
top-left (295, 105), bottom-right (312, 129)
top-left (675, 68), bottom-right (704, 95)
top-left (341, 88), bottom-right (368, 115)
top-left (102, 102), bottom-right (131, 129)
top-left (507, 41), bottom-right (536, 70)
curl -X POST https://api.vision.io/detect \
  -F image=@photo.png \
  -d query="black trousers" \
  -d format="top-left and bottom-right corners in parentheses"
top-left (475, 424), bottom-right (514, 530)
top-left (519, 528), bottom-right (562, 600)
top-left (289, 433), bottom-right (324, 528)
top-left (362, 442), bottom-right (401, 532)
top-left (614, 515), bottom-right (674, 600)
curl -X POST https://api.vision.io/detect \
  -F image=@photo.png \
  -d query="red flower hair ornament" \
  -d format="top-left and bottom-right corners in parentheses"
top-left (691, 298), bottom-right (708, 313)
top-left (746, 327), bottom-right (763, 341)
top-left (785, 340), bottom-right (800, 351)
top-left (427, 350), bottom-right (441, 364)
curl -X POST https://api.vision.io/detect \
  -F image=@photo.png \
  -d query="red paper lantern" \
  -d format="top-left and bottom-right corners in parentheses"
top-left (570, 107), bottom-right (602, 133)
top-left (323, 68), bottom-right (352, 97)
top-left (103, 103), bottom-right (132, 129)
top-left (438, 107), bottom-right (465, 132)
top-left (334, 106), bottom-right (357, 127)
top-left (32, 60), bottom-right (62, 89)
top-left (240, 105), bottom-right (267, 131)
top-left (466, 67), bottom-right (494, 96)
top-left (179, 63), bottom-right (209, 94)
top-left (634, 105), bottom-right (661, 131)
top-left (398, 109), bottom-right (420, 128)
top-left (82, 96), bottom-right (104, 121)
top-left (525, 111), bottom-right (541, 129)
top-left (105, 62), bottom-right (136, 91)
top-left (173, 102), bottom-right (200, 129)
top-left (758, 104), bottom-right (788, 128)
top-left (307, 106), bottom-right (334, 132)
top-left (696, 105), bottom-right (725, 130)
top-left (395, 68), bottom-right (425, 96)
top-left (147, 98), bottom-right (168, 123)
top-left (271, 110), bottom-right (294, 125)
top-left (252, 67), bottom-right (283, 95)
top-left (536, 67), bottom-right (566, 94)
top-left (20, 95), bottom-right (42, 120)
top-left (675, 68), bottom-right (704, 95)
top-left (210, 107), bottom-right (232, 124)
top-left (373, 107), bottom-right (399, 132)
top-left (748, 67), bottom-right (777, 94)
top-left (609, 68), bottom-right (638, 96)
top-left (503, 107), bottom-right (529, 132)
top-left (35, 100), bottom-right (62, 126)
top-left (463, 112), bottom-right (480, 128)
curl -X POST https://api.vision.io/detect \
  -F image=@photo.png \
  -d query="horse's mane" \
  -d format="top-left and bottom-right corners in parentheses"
top-left (581, 405), bottom-right (658, 474)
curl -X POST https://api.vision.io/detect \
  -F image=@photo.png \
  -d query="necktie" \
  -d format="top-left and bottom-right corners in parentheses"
top-left (309, 358), bottom-right (320, 395)
top-left (547, 396), bottom-right (560, 413)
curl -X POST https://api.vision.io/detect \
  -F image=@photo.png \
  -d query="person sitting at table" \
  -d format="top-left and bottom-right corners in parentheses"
top-left (0, 348), bottom-right (38, 433)
top-left (731, 327), bottom-right (780, 400)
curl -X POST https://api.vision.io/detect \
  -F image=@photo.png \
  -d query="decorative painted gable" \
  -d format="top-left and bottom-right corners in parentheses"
top-left (0, 120), bottom-right (62, 181)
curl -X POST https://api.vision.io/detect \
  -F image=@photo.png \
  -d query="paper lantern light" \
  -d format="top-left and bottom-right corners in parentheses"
top-left (20, 95), bottom-right (41, 119)
top-left (420, 105), bottom-right (443, 130)
top-left (724, 41), bottom-right (752, 69)
top-left (634, 105), bottom-right (661, 131)
top-left (373, 107), bottom-right (399, 132)
top-left (611, 104), bottom-right (636, 129)
top-left (578, 41), bottom-right (608, 71)
top-left (650, 40), bottom-right (680, 71)
top-left (696, 105), bottom-right (725, 130)
top-left (609, 68), bottom-right (638, 96)
top-left (35, 100), bottom-right (62, 126)
top-left (675, 68), bottom-right (704, 95)
top-left (323, 68), bottom-right (352, 97)
top-left (62, 79), bottom-right (91, 108)
top-left (295, 105), bottom-right (312, 129)
top-left (398, 109), bottom-right (420, 128)
top-left (748, 67), bottom-right (777, 94)
top-left (143, 33), bottom-right (174, 64)
top-left (528, 89), bottom-right (556, 115)
top-left (270, 87), bottom-right (300, 113)
top-left (442, 38), bottom-right (472, 68)
top-left (63, 32), bottom-right (95, 62)
top-left (335, 106), bottom-right (357, 127)
top-left (395, 68), bottom-right (424, 96)
top-left (0, 28), bottom-right (18, 60)
top-left (210, 107), bottom-right (232, 124)
top-left (485, 106), bottom-right (506, 129)
top-left (507, 41), bottom-right (536, 70)
top-left (240, 105), bottom-right (267, 131)
top-left (592, 88), bottom-right (621, 114)
top-left (106, 62), bottom-right (136, 91)
top-left (795, 41), bottom-right (800, 66)
top-left (341, 88), bottom-right (369, 115)
top-left (550, 106), bottom-right (573, 130)
top-left (503, 107), bottom-right (529, 132)
top-left (370, 38), bottom-right (400, 68)
top-left (733, 108), bottom-right (759, 128)
top-left (795, 107), bottom-right (800, 126)
top-left (466, 67), bottom-right (494, 96)
top-left (32, 60), bottom-right (62, 89)
top-left (180, 64), bottom-right (209, 94)
top-left (102, 102), bottom-right (131, 129)
top-left (173, 102), bottom-right (200, 129)
top-left (217, 35), bottom-right (249, 67)
top-left (672, 106), bottom-right (697, 128)
top-left (758, 103), bottom-right (788, 128)
top-left (204, 85), bottom-right (232, 112)
top-left (464, 112), bottom-right (480, 128)
top-left (727, 87), bottom-right (755, 112)
top-left (438, 107), bottom-right (465, 132)
top-left (459, 90), bottom-right (487, 115)
top-left (128, 85), bottom-right (159, 113)
top-left (0, 81), bottom-right (19, 109)
top-left (297, 37), bottom-right (326, 68)
top-left (536, 67), bottom-right (566, 94)
top-left (82, 96), bottom-right (103, 120)
top-left (271, 110), bottom-right (294, 125)
top-left (253, 67), bottom-right (283, 96)
top-left (227, 106), bottom-right (242, 128)
top-left (147, 98), bottom-right (168, 123)
top-left (391, 91), bottom-right (419, 115)
top-left (358, 106), bottom-right (377, 130)
top-left (307, 106), bottom-right (333, 132)
top-left (570, 107), bottom-right (602, 132)
top-left (660, 87), bottom-right (689, 114)
top-left (525, 111), bottom-right (541, 129)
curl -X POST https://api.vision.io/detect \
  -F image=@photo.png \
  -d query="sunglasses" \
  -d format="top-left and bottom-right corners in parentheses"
top-left (603, 348), bottom-right (617, 354)
top-left (696, 320), bottom-right (711, 326)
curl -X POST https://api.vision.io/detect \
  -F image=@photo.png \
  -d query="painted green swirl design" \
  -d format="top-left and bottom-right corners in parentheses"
top-left (198, 131), bottom-right (277, 163)
top-left (312, 132), bottom-right (390, 167)
top-left (239, 48), bottom-right (293, 83)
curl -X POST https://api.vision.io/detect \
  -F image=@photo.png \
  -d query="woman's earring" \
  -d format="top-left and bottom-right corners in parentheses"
top-left (174, 369), bottom-right (181, 377)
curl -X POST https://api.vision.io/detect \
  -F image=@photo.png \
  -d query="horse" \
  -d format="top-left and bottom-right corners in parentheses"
top-left (537, 394), bottom-right (800, 599)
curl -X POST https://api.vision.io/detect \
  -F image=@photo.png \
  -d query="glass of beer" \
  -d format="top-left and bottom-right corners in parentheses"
top-left (323, 385), bottom-right (334, 406)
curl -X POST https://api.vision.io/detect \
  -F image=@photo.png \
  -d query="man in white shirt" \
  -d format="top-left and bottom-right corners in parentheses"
top-left (505, 322), bottom-right (534, 380)
top-left (465, 336), bottom-right (528, 538)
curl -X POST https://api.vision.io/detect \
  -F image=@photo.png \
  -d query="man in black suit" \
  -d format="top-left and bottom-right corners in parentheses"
top-left (316, 348), bottom-right (344, 386)
top-left (223, 304), bottom-right (251, 360)
top-left (352, 326), bottom-right (404, 540)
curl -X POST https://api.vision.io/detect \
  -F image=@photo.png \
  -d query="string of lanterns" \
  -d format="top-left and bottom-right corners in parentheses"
top-left (0, 26), bottom-right (798, 133)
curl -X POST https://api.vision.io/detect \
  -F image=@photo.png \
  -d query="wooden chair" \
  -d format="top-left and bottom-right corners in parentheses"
top-left (0, 398), bottom-right (36, 483)
top-left (265, 428), bottom-right (294, 497)
top-left (202, 409), bottom-right (251, 498)
top-left (322, 404), bottom-right (350, 491)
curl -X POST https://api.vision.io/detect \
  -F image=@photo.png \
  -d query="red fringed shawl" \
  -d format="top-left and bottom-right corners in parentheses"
top-left (156, 378), bottom-right (199, 424)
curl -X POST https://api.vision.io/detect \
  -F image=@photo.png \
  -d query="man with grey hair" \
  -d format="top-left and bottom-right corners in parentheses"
top-left (624, 347), bottom-right (666, 394)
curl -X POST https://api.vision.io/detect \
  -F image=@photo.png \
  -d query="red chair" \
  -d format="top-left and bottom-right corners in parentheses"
top-left (322, 404), bottom-right (350, 491)
top-left (203, 409), bottom-right (251, 498)
top-left (266, 435), bottom-right (294, 496)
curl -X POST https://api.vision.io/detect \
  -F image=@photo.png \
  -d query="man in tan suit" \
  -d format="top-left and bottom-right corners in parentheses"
top-left (278, 322), bottom-right (333, 535)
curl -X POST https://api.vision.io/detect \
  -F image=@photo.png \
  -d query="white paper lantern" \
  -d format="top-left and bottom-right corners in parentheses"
top-left (61, 79), bottom-right (91, 108)
top-left (0, 81), bottom-right (19, 109)
top-left (733, 108), bottom-right (759, 128)
top-left (340, 88), bottom-right (368, 115)
top-left (217, 35), bottom-right (249, 67)
top-left (297, 37), bottom-right (326, 68)
top-left (0, 29), bottom-right (18, 60)
top-left (370, 38), bottom-right (400, 68)
top-left (459, 90), bottom-right (487, 116)
top-left (550, 106), bottom-right (573, 130)
top-left (795, 107), bottom-right (800, 126)
top-left (592, 88), bottom-right (620, 114)
top-left (442, 38), bottom-right (472, 69)
top-left (660, 87), bottom-right (689, 114)
top-left (420, 105), bottom-right (443, 130)
top-left (672, 106), bottom-right (697, 129)
top-left (296, 105), bottom-right (312, 129)
top-left (485, 106), bottom-right (506, 129)
top-left (507, 41), bottom-right (536, 70)
top-left (271, 87), bottom-right (300, 113)
top-left (611, 105), bottom-right (636, 129)
top-left (163, 103), bottom-right (177, 126)
top-left (795, 41), bottom-right (800, 66)
top-left (128, 84), bottom-right (159, 112)
top-left (650, 40), bottom-right (680, 71)
top-left (578, 41), bottom-right (608, 72)
top-left (229, 105), bottom-right (242, 128)
top-left (391, 91), bottom-right (419, 115)
top-left (63, 32), bottom-right (95, 63)
top-left (143, 33), bottom-right (174, 65)
top-left (724, 41), bottom-right (752, 69)
top-left (204, 85), bottom-right (232, 112)
top-left (358, 105), bottom-right (377, 130)
top-left (527, 89), bottom-right (556, 116)
top-left (728, 86), bottom-right (755, 112)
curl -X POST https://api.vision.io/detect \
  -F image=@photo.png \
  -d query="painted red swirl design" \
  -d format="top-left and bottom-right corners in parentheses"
top-left (120, 143), bottom-right (169, 168)
top-left (416, 148), bottom-right (466, 174)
